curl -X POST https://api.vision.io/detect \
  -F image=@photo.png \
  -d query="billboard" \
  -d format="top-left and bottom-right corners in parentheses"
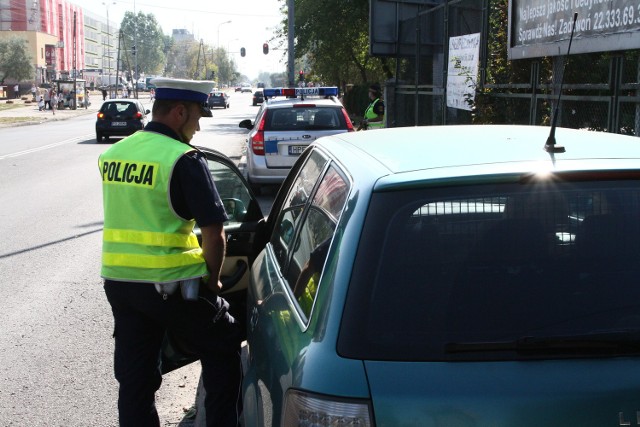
top-left (370, 0), bottom-right (435, 56)
top-left (508, 0), bottom-right (640, 59)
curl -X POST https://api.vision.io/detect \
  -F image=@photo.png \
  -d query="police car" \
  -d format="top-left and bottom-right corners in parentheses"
top-left (238, 87), bottom-right (354, 194)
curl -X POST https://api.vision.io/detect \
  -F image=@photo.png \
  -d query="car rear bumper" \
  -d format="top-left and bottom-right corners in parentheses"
top-left (96, 122), bottom-right (144, 135)
top-left (245, 153), bottom-right (289, 184)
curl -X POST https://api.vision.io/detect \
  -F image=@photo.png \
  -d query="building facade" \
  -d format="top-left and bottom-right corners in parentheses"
top-left (0, 0), bottom-right (118, 86)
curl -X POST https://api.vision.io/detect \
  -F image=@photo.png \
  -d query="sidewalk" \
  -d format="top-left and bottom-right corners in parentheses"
top-left (0, 95), bottom-right (100, 129)
top-left (0, 92), bottom-right (154, 129)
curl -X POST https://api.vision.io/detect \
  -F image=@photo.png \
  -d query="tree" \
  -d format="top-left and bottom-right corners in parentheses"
top-left (0, 37), bottom-right (34, 85)
top-left (472, 0), bottom-right (551, 124)
top-left (289, 0), bottom-right (394, 87)
top-left (119, 11), bottom-right (166, 76)
top-left (164, 39), bottom-right (201, 79)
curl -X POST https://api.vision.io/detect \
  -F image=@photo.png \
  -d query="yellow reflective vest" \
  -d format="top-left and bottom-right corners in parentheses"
top-left (364, 98), bottom-right (384, 129)
top-left (98, 131), bottom-right (208, 283)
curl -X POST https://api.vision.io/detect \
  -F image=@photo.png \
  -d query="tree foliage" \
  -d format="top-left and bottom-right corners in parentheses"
top-left (120, 11), bottom-right (166, 76)
top-left (0, 37), bottom-right (34, 85)
top-left (472, 0), bottom-right (535, 124)
top-left (164, 39), bottom-right (201, 79)
top-left (285, 0), bottom-right (394, 87)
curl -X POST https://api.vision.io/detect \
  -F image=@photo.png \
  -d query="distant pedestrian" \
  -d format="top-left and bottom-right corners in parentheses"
top-left (51, 91), bottom-right (58, 115)
top-left (44, 89), bottom-right (51, 110)
top-left (101, 88), bottom-right (107, 101)
top-left (13, 84), bottom-right (19, 99)
top-left (38, 95), bottom-right (44, 111)
top-left (31, 84), bottom-right (37, 101)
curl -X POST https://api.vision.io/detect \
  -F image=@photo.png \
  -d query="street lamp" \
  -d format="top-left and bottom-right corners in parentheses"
top-left (133, 0), bottom-right (138, 98)
top-left (102, 1), bottom-right (116, 95)
top-left (217, 20), bottom-right (232, 49)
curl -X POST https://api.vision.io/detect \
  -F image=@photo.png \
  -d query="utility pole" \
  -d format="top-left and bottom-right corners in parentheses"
top-left (287, 0), bottom-right (295, 87)
top-left (73, 11), bottom-right (77, 109)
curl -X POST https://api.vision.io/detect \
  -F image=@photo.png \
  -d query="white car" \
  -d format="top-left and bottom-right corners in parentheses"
top-left (238, 87), bottom-right (354, 194)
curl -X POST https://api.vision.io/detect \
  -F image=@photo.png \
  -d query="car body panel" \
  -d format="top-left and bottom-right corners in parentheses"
top-left (95, 99), bottom-right (149, 141)
top-left (325, 125), bottom-right (639, 175)
top-left (242, 98), bottom-right (353, 186)
top-left (364, 359), bottom-right (640, 426)
top-left (208, 91), bottom-right (229, 108)
top-left (252, 90), bottom-right (264, 106)
top-left (243, 125), bottom-right (640, 426)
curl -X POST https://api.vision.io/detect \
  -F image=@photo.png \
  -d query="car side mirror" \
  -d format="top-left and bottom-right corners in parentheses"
top-left (239, 119), bottom-right (253, 130)
top-left (145, 109), bottom-right (150, 114)
top-left (221, 198), bottom-right (247, 222)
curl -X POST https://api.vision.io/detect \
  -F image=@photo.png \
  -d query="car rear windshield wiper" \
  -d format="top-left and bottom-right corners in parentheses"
top-left (445, 331), bottom-right (640, 354)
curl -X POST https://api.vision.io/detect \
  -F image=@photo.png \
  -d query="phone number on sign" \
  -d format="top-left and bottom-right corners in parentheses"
top-left (591, 5), bottom-right (640, 30)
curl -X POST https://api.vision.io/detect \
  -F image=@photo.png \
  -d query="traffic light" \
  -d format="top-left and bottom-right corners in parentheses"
top-left (240, 47), bottom-right (246, 57)
top-left (131, 45), bottom-right (136, 56)
top-left (298, 70), bottom-right (304, 82)
top-left (263, 43), bottom-right (269, 55)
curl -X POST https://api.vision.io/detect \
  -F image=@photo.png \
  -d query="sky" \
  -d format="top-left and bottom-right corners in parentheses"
top-left (80, 0), bottom-right (286, 79)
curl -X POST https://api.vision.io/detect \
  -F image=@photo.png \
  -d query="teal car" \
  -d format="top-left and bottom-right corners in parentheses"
top-left (185, 125), bottom-right (640, 426)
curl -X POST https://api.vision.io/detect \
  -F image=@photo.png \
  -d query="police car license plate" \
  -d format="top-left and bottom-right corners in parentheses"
top-left (288, 145), bottom-right (305, 155)
top-left (111, 121), bottom-right (127, 126)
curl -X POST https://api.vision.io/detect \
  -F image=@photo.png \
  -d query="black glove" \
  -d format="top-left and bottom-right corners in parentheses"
top-left (197, 286), bottom-right (234, 325)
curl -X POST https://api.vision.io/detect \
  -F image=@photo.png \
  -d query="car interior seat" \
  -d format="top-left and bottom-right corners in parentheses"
top-left (314, 110), bottom-right (335, 128)
top-left (274, 110), bottom-right (298, 129)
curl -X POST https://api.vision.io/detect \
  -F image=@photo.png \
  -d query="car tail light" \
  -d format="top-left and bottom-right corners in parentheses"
top-left (251, 114), bottom-right (266, 155)
top-left (342, 108), bottom-right (355, 132)
top-left (293, 104), bottom-right (316, 108)
top-left (97, 112), bottom-right (105, 119)
top-left (134, 112), bottom-right (142, 119)
top-left (282, 390), bottom-right (373, 427)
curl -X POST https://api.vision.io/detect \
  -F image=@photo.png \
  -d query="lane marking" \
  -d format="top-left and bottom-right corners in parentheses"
top-left (0, 134), bottom-right (93, 160)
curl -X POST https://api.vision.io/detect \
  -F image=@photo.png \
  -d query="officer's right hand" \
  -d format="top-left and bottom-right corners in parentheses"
top-left (198, 284), bottom-right (233, 325)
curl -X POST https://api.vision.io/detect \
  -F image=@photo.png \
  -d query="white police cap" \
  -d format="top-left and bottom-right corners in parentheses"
top-left (150, 77), bottom-right (214, 117)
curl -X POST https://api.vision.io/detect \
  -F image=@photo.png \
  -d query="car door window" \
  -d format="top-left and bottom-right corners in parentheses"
top-left (285, 165), bottom-right (350, 318)
top-left (271, 150), bottom-right (328, 268)
top-left (206, 156), bottom-right (256, 225)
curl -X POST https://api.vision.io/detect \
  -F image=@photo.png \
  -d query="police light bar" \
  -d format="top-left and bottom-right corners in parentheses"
top-left (263, 87), bottom-right (339, 98)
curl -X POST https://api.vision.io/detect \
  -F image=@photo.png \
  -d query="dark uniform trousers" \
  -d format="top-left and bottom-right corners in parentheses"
top-left (104, 280), bottom-right (243, 427)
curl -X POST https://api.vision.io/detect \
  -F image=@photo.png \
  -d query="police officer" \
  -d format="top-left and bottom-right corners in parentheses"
top-left (359, 84), bottom-right (385, 130)
top-left (99, 77), bottom-right (242, 427)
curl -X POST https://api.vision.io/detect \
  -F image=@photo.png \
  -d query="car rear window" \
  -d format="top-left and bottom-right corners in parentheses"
top-left (338, 175), bottom-right (640, 361)
top-left (101, 102), bottom-right (138, 116)
top-left (266, 107), bottom-right (346, 131)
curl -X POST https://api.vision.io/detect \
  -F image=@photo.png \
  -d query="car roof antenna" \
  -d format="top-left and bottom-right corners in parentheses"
top-left (545, 12), bottom-right (578, 154)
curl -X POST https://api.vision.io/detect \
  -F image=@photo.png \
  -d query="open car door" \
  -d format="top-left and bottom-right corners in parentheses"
top-left (161, 146), bottom-right (265, 374)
